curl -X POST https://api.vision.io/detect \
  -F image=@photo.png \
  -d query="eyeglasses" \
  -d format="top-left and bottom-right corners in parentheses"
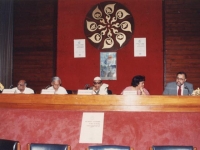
top-left (176, 77), bottom-right (185, 81)
top-left (17, 84), bottom-right (25, 86)
top-left (93, 82), bottom-right (102, 85)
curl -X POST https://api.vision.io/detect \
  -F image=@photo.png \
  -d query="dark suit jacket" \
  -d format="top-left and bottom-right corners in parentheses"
top-left (163, 82), bottom-right (193, 95)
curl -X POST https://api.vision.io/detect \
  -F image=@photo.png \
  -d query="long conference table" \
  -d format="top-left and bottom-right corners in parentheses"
top-left (0, 94), bottom-right (200, 150)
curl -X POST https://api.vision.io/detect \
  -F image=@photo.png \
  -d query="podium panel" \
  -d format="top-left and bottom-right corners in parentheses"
top-left (0, 95), bottom-right (199, 149)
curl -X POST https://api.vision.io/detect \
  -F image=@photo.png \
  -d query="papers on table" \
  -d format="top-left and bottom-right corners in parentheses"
top-left (77, 89), bottom-right (93, 95)
top-left (41, 89), bottom-right (55, 94)
top-left (2, 89), bottom-right (15, 94)
top-left (122, 90), bottom-right (137, 95)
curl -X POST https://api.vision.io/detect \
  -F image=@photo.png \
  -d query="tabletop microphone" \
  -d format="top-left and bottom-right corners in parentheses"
top-left (84, 84), bottom-right (90, 90)
top-left (9, 85), bottom-right (13, 89)
top-left (45, 85), bottom-right (51, 89)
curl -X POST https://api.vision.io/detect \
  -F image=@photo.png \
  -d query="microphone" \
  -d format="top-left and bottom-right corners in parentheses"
top-left (45, 85), bottom-right (51, 89)
top-left (84, 84), bottom-right (90, 90)
top-left (184, 86), bottom-right (190, 95)
top-left (9, 85), bottom-right (13, 89)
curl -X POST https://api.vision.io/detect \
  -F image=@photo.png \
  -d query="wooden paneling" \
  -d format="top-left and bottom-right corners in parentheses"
top-left (164, 0), bottom-right (200, 89)
top-left (13, 0), bottom-right (57, 93)
top-left (1, 97), bottom-right (200, 150)
top-left (1, 94), bottom-right (200, 112)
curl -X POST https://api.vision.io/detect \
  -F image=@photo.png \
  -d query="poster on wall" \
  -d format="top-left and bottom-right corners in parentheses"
top-left (100, 52), bottom-right (117, 80)
top-left (134, 38), bottom-right (146, 57)
top-left (74, 39), bottom-right (86, 58)
top-left (79, 112), bottom-right (104, 143)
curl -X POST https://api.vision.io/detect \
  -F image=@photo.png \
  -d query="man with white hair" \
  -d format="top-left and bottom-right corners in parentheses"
top-left (92, 76), bottom-right (109, 95)
top-left (47, 76), bottom-right (68, 94)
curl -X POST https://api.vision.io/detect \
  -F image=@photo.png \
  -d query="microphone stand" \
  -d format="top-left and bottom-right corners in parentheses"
top-left (184, 86), bottom-right (190, 95)
top-left (84, 84), bottom-right (90, 90)
top-left (45, 85), bottom-right (51, 89)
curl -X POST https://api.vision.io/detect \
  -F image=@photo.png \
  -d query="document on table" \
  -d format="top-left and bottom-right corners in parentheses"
top-left (74, 39), bottom-right (86, 58)
top-left (79, 112), bottom-right (104, 143)
top-left (134, 38), bottom-right (146, 57)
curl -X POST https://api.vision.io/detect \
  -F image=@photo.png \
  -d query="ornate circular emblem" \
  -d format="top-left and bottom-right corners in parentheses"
top-left (84, 1), bottom-right (134, 51)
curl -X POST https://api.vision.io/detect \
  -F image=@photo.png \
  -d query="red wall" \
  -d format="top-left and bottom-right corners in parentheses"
top-left (0, 109), bottom-right (199, 150)
top-left (57, 0), bottom-right (163, 94)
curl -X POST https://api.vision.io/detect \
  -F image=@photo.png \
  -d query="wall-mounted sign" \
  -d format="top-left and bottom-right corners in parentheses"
top-left (84, 1), bottom-right (134, 51)
top-left (134, 38), bottom-right (146, 57)
top-left (79, 112), bottom-right (104, 143)
top-left (74, 39), bottom-right (86, 58)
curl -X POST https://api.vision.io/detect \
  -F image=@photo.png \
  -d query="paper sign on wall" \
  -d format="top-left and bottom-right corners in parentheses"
top-left (74, 39), bottom-right (86, 58)
top-left (79, 112), bottom-right (104, 143)
top-left (134, 38), bottom-right (146, 57)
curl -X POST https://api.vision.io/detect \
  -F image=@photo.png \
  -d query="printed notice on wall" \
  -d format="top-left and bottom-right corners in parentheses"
top-left (74, 39), bottom-right (86, 58)
top-left (79, 112), bottom-right (104, 143)
top-left (134, 38), bottom-right (146, 57)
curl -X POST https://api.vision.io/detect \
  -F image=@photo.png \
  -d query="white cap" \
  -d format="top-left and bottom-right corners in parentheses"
top-left (94, 76), bottom-right (101, 81)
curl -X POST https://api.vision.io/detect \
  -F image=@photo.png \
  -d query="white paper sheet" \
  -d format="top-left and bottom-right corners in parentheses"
top-left (134, 38), bottom-right (146, 57)
top-left (74, 39), bottom-right (86, 58)
top-left (79, 112), bottom-right (104, 143)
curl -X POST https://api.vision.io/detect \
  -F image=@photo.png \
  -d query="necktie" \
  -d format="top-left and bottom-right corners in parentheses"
top-left (178, 85), bottom-right (181, 95)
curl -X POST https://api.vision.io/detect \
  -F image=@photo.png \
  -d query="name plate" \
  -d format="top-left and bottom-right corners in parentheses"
top-left (122, 90), bottom-right (137, 95)
top-left (41, 89), bottom-right (55, 94)
top-left (77, 89), bottom-right (93, 95)
top-left (2, 89), bottom-right (15, 94)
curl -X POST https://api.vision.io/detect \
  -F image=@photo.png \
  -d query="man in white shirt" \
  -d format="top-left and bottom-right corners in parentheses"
top-left (47, 76), bottom-right (68, 94)
top-left (12, 80), bottom-right (34, 94)
top-left (92, 76), bottom-right (108, 95)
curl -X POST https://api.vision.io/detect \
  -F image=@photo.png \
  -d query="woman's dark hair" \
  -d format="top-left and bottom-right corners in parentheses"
top-left (131, 75), bottom-right (145, 87)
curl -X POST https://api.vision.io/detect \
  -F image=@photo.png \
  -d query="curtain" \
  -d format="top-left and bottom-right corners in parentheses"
top-left (0, 0), bottom-right (13, 88)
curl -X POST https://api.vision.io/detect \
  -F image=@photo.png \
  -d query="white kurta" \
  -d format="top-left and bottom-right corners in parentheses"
top-left (92, 83), bottom-right (109, 95)
top-left (12, 87), bottom-right (34, 94)
top-left (47, 86), bottom-right (68, 94)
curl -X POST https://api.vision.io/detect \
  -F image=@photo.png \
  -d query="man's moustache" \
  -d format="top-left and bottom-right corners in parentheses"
top-left (176, 82), bottom-right (183, 85)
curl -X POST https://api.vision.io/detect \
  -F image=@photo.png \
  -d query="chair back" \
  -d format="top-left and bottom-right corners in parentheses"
top-left (66, 90), bottom-right (73, 94)
top-left (87, 145), bottom-right (133, 150)
top-left (151, 146), bottom-right (195, 150)
top-left (107, 90), bottom-right (112, 94)
top-left (28, 143), bottom-right (70, 150)
top-left (0, 139), bottom-right (20, 150)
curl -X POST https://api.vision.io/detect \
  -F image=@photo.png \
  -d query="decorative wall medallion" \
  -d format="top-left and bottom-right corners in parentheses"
top-left (84, 1), bottom-right (134, 51)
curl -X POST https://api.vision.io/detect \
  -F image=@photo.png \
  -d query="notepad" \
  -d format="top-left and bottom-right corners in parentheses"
top-left (122, 90), bottom-right (137, 95)
top-left (2, 89), bottom-right (15, 94)
top-left (77, 89), bottom-right (93, 95)
top-left (41, 89), bottom-right (55, 94)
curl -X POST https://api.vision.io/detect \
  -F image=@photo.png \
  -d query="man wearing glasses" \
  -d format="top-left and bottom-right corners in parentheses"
top-left (163, 72), bottom-right (193, 95)
top-left (12, 80), bottom-right (34, 94)
top-left (92, 76), bottom-right (109, 95)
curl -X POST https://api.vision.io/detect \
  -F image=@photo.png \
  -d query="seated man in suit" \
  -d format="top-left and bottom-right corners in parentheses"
top-left (163, 72), bottom-right (193, 95)
top-left (47, 76), bottom-right (68, 94)
top-left (12, 80), bottom-right (34, 94)
top-left (92, 76), bottom-right (109, 95)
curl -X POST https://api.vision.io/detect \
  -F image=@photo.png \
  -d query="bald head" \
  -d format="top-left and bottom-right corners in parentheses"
top-left (17, 80), bottom-right (27, 92)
